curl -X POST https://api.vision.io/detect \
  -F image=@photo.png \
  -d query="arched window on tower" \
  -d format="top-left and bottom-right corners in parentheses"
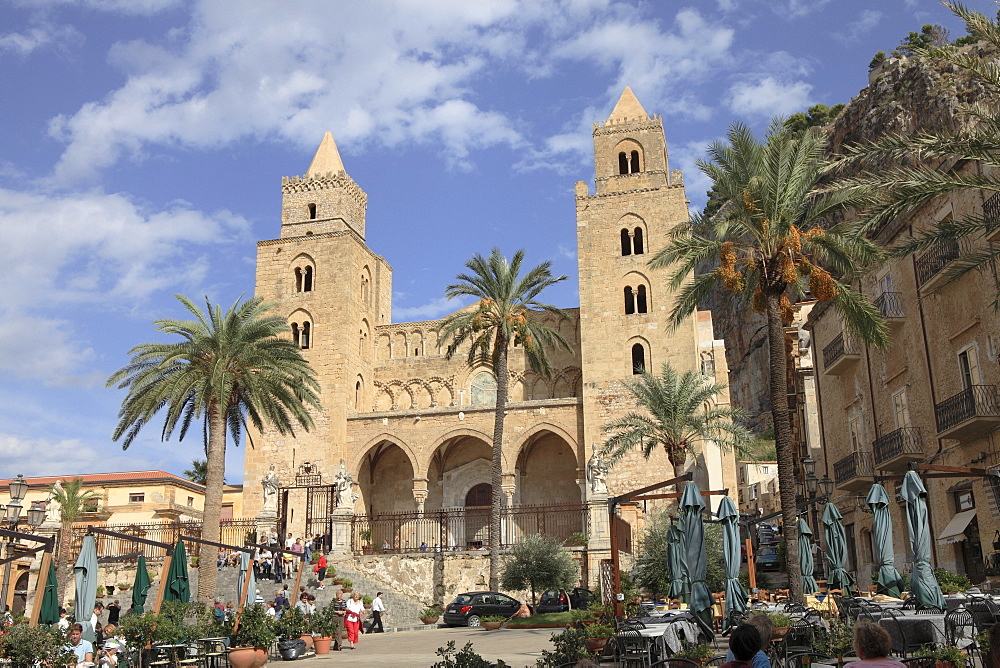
top-left (620, 229), bottom-right (632, 256)
top-left (624, 286), bottom-right (635, 315)
top-left (355, 380), bottom-right (362, 410)
top-left (636, 285), bottom-right (648, 313)
top-left (291, 323), bottom-right (301, 347)
top-left (294, 268), bottom-right (303, 293)
top-left (618, 152), bottom-right (629, 175)
top-left (633, 227), bottom-right (644, 255)
top-left (465, 483), bottom-right (492, 507)
top-left (301, 322), bottom-right (311, 350)
top-left (303, 266), bottom-right (313, 292)
top-left (307, 203), bottom-right (317, 219)
top-left (631, 343), bottom-right (646, 375)
top-left (630, 150), bottom-right (640, 173)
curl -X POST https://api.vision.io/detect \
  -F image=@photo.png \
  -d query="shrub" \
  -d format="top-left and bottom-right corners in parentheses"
top-left (480, 615), bottom-right (507, 623)
top-left (325, 565), bottom-right (336, 577)
top-left (231, 604), bottom-right (276, 649)
top-left (500, 534), bottom-right (577, 605)
top-left (584, 622), bottom-right (614, 639)
top-left (340, 578), bottom-right (353, 589)
top-left (933, 567), bottom-right (970, 593)
top-left (421, 604), bottom-right (444, 618)
top-left (432, 641), bottom-right (508, 668)
top-left (535, 627), bottom-right (590, 667)
top-left (676, 644), bottom-right (714, 661)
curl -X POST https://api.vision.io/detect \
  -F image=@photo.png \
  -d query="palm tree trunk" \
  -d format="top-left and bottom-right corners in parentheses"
top-left (197, 403), bottom-right (227, 602)
top-left (766, 291), bottom-right (802, 602)
top-left (56, 521), bottom-right (72, 604)
top-left (489, 346), bottom-right (509, 592)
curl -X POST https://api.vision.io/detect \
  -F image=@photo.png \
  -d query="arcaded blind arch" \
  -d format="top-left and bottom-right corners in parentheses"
top-left (620, 228), bottom-right (632, 256)
top-left (470, 371), bottom-right (497, 405)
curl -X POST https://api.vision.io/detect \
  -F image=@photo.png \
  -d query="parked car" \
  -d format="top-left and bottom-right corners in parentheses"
top-left (536, 587), bottom-right (594, 613)
top-left (443, 591), bottom-right (522, 627)
top-left (755, 544), bottom-right (781, 571)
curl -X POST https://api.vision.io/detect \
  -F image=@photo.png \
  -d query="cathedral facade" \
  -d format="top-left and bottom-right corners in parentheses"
top-left (242, 88), bottom-right (737, 545)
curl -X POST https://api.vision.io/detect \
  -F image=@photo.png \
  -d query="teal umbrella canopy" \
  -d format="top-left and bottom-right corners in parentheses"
top-left (717, 497), bottom-right (747, 627)
top-left (38, 559), bottom-right (60, 626)
top-left (798, 517), bottom-right (819, 595)
top-left (239, 550), bottom-right (256, 606)
top-left (164, 541), bottom-right (190, 603)
top-left (74, 534), bottom-right (98, 642)
top-left (666, 522), bottom-right (687, 600)
top-left (680, 481), bottom-right (712, 620)
top-left (821, 502), bottom-right (856, 596)
top-left (900, 472), bottom-right (945, 609)
top-left (131, 555), bottom-right (152, 613)
top-left (866, 484), bottom-right (904, 597)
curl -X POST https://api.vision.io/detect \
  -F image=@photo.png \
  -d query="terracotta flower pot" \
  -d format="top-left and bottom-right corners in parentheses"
top-left (313, 636), bottom-right (332, 654)
top-left (584, 637), bottom-right (609, 653)
top-left (252, 647), bottom-right (268, 668)
top-left (482, 621), bottom-right (503, 631)
top-left (341, 587), bottom-right (353, 593)
top-left (772, 627), bottom-right (790, 640)
top-left (299, 633), bottom-right (314, 650)
top-left (227, 647), bottom-right (256, 668)
top-left (421, 616), bottom-right (439, 625)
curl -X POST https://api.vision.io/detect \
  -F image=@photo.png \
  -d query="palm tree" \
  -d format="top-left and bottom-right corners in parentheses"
top-left (649, 121), bottom-right (888, 601)
top-left (106, 294), bottom-right (321, 602)
top-left (49, 478), bottom-right (103, 601)
top-left (602, 363), bottom-right (754, 481)
top-left (183, 459), bottom-right (222, 486)
top-left (437, 248), bottom-right (571, 590)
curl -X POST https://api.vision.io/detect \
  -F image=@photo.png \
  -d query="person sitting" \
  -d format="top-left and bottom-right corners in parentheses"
top-left (725, 614), bottom-right (771, 668)
top-left (720, 623), bottom-right (762, 668)
top-left (510, 602), bottom-right (531, 619)
top-left (66, 623), bottom-right (94, 664)
top-left (853, 622), bottom-right (905, 668)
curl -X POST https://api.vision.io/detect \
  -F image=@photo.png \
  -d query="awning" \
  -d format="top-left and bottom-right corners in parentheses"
top-left (936, 509), bottom-right (976, 545)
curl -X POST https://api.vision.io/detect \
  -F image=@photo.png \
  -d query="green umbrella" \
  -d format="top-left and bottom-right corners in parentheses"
top-left (866, 484), bottom-right (904, 598)
top-left (38, 558), bottom-right (60, 626)
top-left (822, 502), bottom-right (856, 596)
top-left (717, 497), bottom-right (747, 627)
top-left (131, 555), bottom-right (152, 614)
top-left (680, 481), bottom-right (712, 625)
top-left (798, 517), bottom-right (819, 595)
top-left (667, 521), bottom-right (687, 600)
top-left (74, 534), bottom-right (98, 643)
top-left (164, 541), bottom-right (190, 603)
top-left (900, 471), bottom-right (945, 609)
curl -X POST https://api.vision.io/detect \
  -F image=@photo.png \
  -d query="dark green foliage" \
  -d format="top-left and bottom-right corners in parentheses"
top-left (432, 641), bottom-right (509, 668)
top-left (933, 567), bottom-right (971, 593)
top-left (0, 623), bottom-right (75, 668)
top-left (274, 605), bottom-right (309, 639)
top-left (892, 24), bottom-right (951, 58)
top-left (869, 51), bottom-right (887, 71)
top-left (535, 627), bottom-right (591, 667)
top-left (784, 104), bottom-right (846, 137)
top-left (231, 603), bottom-right (276, 649)
top-left (500, 533), bottom-right (577, 605)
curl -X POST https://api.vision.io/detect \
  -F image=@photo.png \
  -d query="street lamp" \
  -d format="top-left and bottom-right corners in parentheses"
top-left (0, 475), bottom-right (44, 613)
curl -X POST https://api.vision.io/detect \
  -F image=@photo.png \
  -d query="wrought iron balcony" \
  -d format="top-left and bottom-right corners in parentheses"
top-left (873, 291), bottom-right (905, 324)
top-left (985, 191), bottom-right (1000, 242)
top-left (935, 385), bottom-right (1000, 440)
top-left (915, 239), bottom-right (962, 293)
top-left (834, 450), bottom-right (875, 491)
top-left (872, 426), bottom-right (924, 469)
top-left (822, 332), bottom-right (861, 375)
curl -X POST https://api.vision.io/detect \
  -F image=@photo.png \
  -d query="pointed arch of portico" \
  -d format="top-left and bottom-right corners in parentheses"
top-left (512, 423), bottom-right (583, 506)
top-left (351, 433), bottom-right (419, 479)
top-left (509, 421), bottom-right (580, 464)
top-left (422, 427), bottom-right (508, 478)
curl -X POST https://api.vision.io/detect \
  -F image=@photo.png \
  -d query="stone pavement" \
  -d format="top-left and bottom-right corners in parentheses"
top-left (296, 626), bottom-right (557, 667)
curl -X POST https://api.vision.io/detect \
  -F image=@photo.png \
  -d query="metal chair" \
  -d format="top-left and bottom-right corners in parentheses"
top-left (880, 608), bottom-right (926, 658)
top-left (705, 655), bottom-right (729, 666)
top-left (916, 603), bottom-right (944, 614)
top-left (900, 597), bottom-right (917, 611)
top-left (615, 629), bottom-right (653, 668)
top-left (944, 607), bottom-right (979, 664)
top-left (650, 659), bottom-right (702, 668)
top-left (786, 652), bottom-right (834, 668)
top-left (899, 657), bottom-right (935, 668)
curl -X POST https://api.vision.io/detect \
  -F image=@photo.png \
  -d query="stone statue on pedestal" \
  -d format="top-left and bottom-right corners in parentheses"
top-left (333, 463), bottom-right (356, 509)
top-left (587, 450), bottom-right (609, 495)
top-left (261, 464), bottom-right (279, 513)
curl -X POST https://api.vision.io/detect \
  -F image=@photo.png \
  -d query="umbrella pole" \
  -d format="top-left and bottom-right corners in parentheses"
top-left (152, 553), bottom-right (172, 615)
top-left (28, 549), bottom-right (52, 627)
top-left (293, 556), bottom-right (304, 598)
top-left (232, 558), bottom-right (256, 635)
top-left (745, 538), bottom-right (756, 590)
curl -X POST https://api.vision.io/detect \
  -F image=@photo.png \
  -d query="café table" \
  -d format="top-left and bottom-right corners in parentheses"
top-left (878, 613), bottom-right (946, 653)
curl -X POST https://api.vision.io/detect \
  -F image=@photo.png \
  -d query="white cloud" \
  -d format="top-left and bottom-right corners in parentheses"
top-left (834, 10), bottom-right (883, 44)
top-left (393, 296), bottom-right (468, 322)
top-left (727, 77), bottom-right (814, 119)
top-left (0, 433), bottom-right (153, 477)
top-left (14, 0), bottom-right (181, 16)
top-left (0, 22), bottom-right (82, 57)
top-left (782, 0), bottom-right (832, 18)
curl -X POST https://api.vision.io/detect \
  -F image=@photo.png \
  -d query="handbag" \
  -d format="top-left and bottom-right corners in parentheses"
top-left (313, 563), bottom-right (320, 573)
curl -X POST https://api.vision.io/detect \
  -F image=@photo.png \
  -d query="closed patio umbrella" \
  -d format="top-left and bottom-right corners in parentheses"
top-left (667, 522), bottom-right (687, 601)
top-left (822, 502), bottom-right (856, 596)
top-left (74, 534), bottom-right (98, 642)
top-left (164, 541), bottom-right (190, 603)
top-left (866, 484), bottom-right (904, 598)
top-left (717, 496), bottom-right (747, 627)
top-left (900, 471), bottom-right (945, 609)
top-left (131, 554), bottom-right (152, 614)
top-left (798, 517), bottom-right (820, 595)
top-left (239, 550), bottom-right (256, 606)
top-left (37, 559), bottom-right (60, 626)
top-left (680, 481), bottom-right (712, 625)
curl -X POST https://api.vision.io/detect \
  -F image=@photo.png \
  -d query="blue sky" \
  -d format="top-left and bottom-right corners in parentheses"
top-left (0, 0), bottom-right (988, 483)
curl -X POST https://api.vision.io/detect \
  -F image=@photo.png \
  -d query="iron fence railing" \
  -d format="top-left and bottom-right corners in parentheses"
top-left (822, 332), bottom-right (860, 369)
top-left (872, 426), bottom-right (924, 464)
top-left (985, 191), bottom-right (1000, 233)
top-left (874, 291), bottom-right (905, 319)
top-left (935, 384), bottom-right (1000, 433)
top-left (350, 503), bottom-right (589, 553)
top-left (70, 518), bottom-right (259, 561)
top-left (915, 239), bottom-right (962, 288)
top-left (834, 450), bottom-right (874, 485)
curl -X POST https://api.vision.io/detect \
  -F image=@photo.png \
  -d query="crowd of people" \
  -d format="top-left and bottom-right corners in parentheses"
top-left (216, 531), bottom-right (328, 584)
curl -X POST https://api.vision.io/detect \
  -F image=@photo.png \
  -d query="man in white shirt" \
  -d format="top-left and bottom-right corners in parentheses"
top-left (285, 532), bottom-right (295, 550)
top-left (370, 592), bottom-right (386, 633)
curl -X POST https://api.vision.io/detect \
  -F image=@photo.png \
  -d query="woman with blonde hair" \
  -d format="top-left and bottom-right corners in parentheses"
top-left (344, 591), bottom-right (366, 649)
top-left (853, 622), bottom-right (904, 668)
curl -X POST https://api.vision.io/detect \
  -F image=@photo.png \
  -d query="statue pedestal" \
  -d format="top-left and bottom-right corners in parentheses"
top-left (330, 509), bottom-right (354, 554)
top-left (257, 510), bottom-right (278, 539)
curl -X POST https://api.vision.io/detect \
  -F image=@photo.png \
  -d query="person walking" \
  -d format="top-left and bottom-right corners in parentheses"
top-left (330, 590), bottom-right (347, 651)
top-left (315, 553), bottom-right (327, 590)
top-left (370, 592), bottom-right (386, 633)
top-left (344, 591), bottom-right (365, 649)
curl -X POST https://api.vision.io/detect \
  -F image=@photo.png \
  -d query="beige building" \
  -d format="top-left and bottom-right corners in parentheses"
top-left (243, 88), bottom-right (738, 561)
top-left (737, 461), bottom-right (779, 517)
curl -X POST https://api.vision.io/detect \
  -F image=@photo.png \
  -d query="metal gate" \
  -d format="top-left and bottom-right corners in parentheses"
top-left (277, 484), bottom-right (337, 543)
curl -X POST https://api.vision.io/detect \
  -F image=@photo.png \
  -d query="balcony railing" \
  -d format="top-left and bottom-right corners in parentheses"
top-left (873, 291), bottom-right (905, 320)
top-left (872, 426), bottom-right (924, 466)
top-left (985, 191), bottom-right (1000, 240)
top-left (935, 385), bottom-right (1000, 438)
top-left (834, 450), bottom-right (875, 487)
top-left (822, 332), bottom-right (860, 374)
top-left (915, 239), bottom-right (962, 290)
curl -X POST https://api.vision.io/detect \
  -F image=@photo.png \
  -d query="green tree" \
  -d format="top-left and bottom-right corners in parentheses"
top-left (834, 3), bottom-right (1000, 295)
top-left (602, 363), bottom-right (754, 477)
top-left (49, 478), bottom-right (103, 602)
top-left (437, 248), bottom-right (571, 592)
top-left (183, 459), bottom-right (219, 486)
top-left (499, 534), bottom-right (578, 607)
top-left (634, 511), bottom-right (726, 598)
top-left (891, 23), bottom-right (950, 58)
top-left (784, 104), bottom-right (846, 138)
top-left (649, 121), bottom-right (888, 601)
top-left (106, 294), bottom-right (321, 602)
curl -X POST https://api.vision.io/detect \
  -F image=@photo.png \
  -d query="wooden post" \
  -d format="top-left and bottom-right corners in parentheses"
top-left (609, 502), bottom-right (623, 619)
top-left (151, 552), bottom-right (172, 615)
top-left (293, 556), bottom-right (304, 599)
top-left (231, 558), bottom-right (256, 635)
top-left (745, 538), bottom-right (757, 590)
top-left (28, 549), bottom-right (52, 627)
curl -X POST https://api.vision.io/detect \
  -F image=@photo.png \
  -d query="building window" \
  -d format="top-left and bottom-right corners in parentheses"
top-left (956, 490), bottom-right (975, 511)
top-left (631, 343), bottom-right (646, 375)
top-left (294, 267), bottom-right (302, 292)
top-left (959, 344), bottom-right (982, 389)
top-left (701, 351), bottom-right (715, 376)
top-left (187, 496), bottom-right (194, 507)
top-left (465, 483), bottom-right (491, 507)
top-left (633, 227), bottom-right (644, 254)
top-left (307, 203), bottom-right (317, 219)
top-left (630, 150), bottom-right (640, 173)
top-left (849, 416), bottom-right (864, 453)
top-left (624, 286), bottom-right (635, 314)
top-left (471, 371), bottom-right (497, 405)
top-left (303, 266), bottom-right (313, 292)
top-left (621, 229), bottom-right (632, 256)
top-left (129, 493), bottom-right (144, 503)
top-left (618, 152), bottom-right (629, 175)
top-left (761, 466), bottom-right (769, 474)
top-left (891, 388), bottom-right (911, 429)
top-left (636, 285), bottom-right (648, 313)
top-left (301, 322), bottom-right (311, 349)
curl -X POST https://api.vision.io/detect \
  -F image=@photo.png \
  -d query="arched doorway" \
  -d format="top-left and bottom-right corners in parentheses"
top-left (464, 483), bottom-right (492, 548)
top-left (11, 570), bottom-right (28, 615)
top-left (357, 440), bottom-right (416, 551)
top-left (513, 429), bottom-right (584, 544)
top-left (427, 432), bottom-right (494, 549)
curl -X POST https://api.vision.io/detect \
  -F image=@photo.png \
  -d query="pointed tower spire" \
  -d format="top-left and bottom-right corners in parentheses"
top-left (306, 131), bottom-right (345, 177)
top-left (607, 86), bottom-right (648, 123)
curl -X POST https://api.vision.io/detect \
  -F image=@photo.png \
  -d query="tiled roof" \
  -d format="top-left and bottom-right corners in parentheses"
top-left (0, 470), bottom-right (203, 489)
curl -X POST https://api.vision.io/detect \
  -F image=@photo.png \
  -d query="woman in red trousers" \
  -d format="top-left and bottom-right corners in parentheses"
top-left (344, 591), bottom-right (365, 648)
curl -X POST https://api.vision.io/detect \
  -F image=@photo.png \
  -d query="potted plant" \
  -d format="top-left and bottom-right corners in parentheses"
top-left (325, 565), bottom-right (336, 578)
top-left (925, 645), bottom-right (965, 668)
top-left (420, 604), bottom-right (443, 625)
top-left (117, 581), bottom-right (131, 591)
top-left (340, 578), bottom-right (353, 593)
top-left (817, 618), bottom-right (854, 662)
top-left (229, 603), bottom-right (276, 668)
top-left (275, 606), bottom-right (312, 651)
top-left (0, 622), bottom-right (76, 667)
top-left (676, 644), bottom-right (714, 665)
top-left (360, 529), bottom-right (374, 554)
top-left (767, 612), bottom-right (793, 639)
top-left (570, 608), bottom-right (596, 626)
top-left (583, 622), bottom-right (614, 653)
top-left (480, 615), bottom-right (506, 631)
top-left (190, 556), bottom-right (199, 568)
top-left (310, 605), bottom-right (339, 655)
top-left (95, 585), bottom-right (106, 599)
top-left (362, 594), bottom-right (373, 610)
